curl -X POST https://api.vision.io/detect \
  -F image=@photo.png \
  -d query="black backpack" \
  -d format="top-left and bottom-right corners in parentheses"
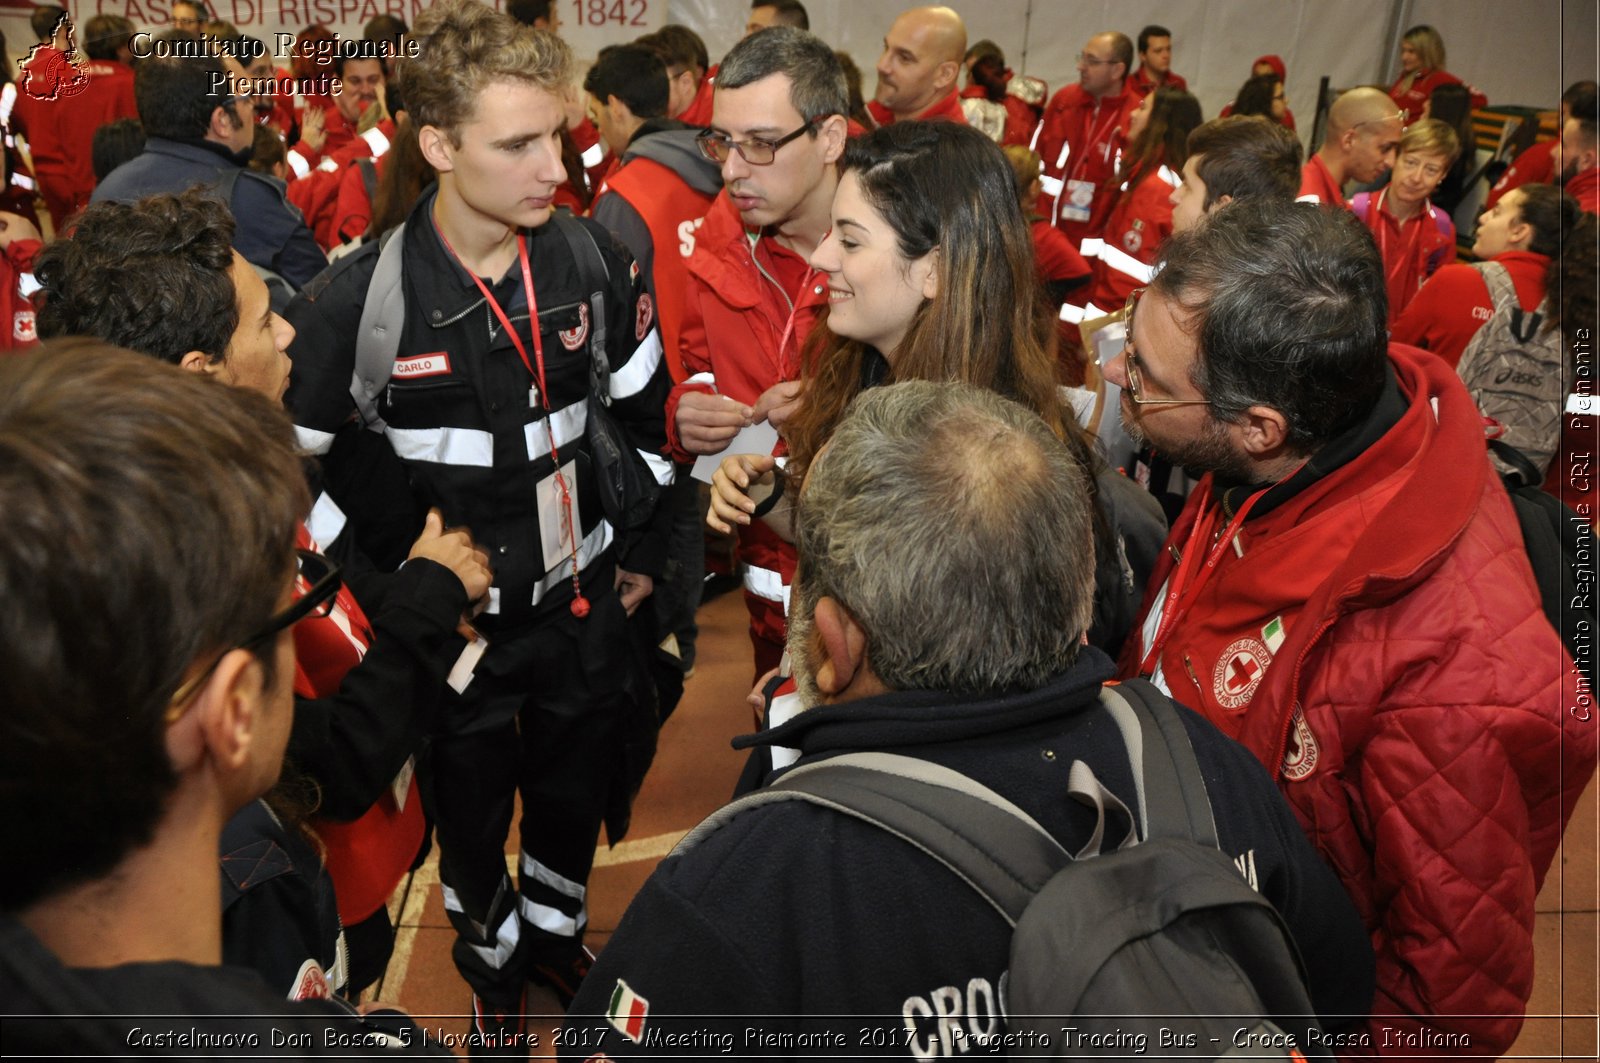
top-left (1490, 439), bottom-right (1597, 691)
top-left (678, 679), bottom-right (1325, 1059)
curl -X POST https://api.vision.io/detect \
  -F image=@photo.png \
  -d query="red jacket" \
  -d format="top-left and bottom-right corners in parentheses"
top-left (867, 88), bottom-right (967, 127)
top-left (1035, 83), bottom-right (1139, 249)
top-left (292, 525), bottom-right (425, 925)
top-left (1566, 165), bottom-right (1600, 215)
top-left (1082, 162), bottom-right (1180, 313)
top-left (1388, 68), bottom-right (1486, 124)
top-left (1297, 153), bottom-right (1345, 207)
top-left (1485, 137), bottom-right (1556, 209)
top-left (1119, 345), bottom-right (1592, 1055)
top-left (671, 192), bottom-right (829, 656)
top-left (592, 134), bottom-right (720, 383)
top-left (1392, 250), bottom-right (1548, 368)
top-left (1349, 189), bottom-right (1456, 324)
top-left (51, 59), bottom-right (137, 217)
top-left (1126, 66), bottom-right (1188, 96)
top-left (679, 74), bottom-right (715, 128)
top-left (0, 236), bottom-right (39, 351)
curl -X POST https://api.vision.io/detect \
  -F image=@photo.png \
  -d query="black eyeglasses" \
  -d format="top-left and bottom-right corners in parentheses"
top-left (696, 119), bottom-right (820, 166)
top-left (1121, 288), bottom-right (1210, 408)
top-left (166, 549), bottom-right (342, 719)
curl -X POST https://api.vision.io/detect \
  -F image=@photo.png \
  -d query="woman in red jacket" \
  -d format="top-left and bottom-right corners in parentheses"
top-left (1388, 25), bottom-right (1485, 124)
top-left (1082, 87), bottom-right (1201, 314)
top-left (1350, 119), bottom-right (1460, 324)
top-left (1394, 184), bottom-right (1594, 368)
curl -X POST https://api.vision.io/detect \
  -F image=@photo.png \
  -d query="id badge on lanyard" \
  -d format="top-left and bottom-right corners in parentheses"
top-left (1061, 179), bottom-right (1096, 224)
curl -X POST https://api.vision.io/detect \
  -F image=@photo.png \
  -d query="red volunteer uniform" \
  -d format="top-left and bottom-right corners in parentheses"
top-left (1388, 68), bottom-right (1486, 125)
top-left (1296, 154), bottom-right (1345, 207)
top-left (866, 89), bottom-right (967, 127)
top-left (1485, 137), bottom-right (1557, 209)
top-left (0, 235), bottom-right (40, 351)
top-left (1035, 84), bottom-right (1138, 249)
top-left (1349, 188), bottom-right (1456, 324)
top-left (1082, 163), bottom-right (1181, 313)
top-left (670, 192), bottom-right (829, 673)
top-left (1391, 250), bottom-right (1548, 368)
top-left (1120, 344), bottom-right (1591, 1057)
top-left (1126, 66), bottom-right (1188, 97)
top-left (50, 59), bottom-right (137, 219)
top-left (1566, 166), bottom-right (1600, 215)
top-left (679, 74), bottom-right (714, 128)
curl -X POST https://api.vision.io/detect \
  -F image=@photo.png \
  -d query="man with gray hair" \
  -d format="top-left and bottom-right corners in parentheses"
top-left (1107, 199), bottom-right (1592, 1053)
top-left (560, 380), bottom-right (1372, 1055)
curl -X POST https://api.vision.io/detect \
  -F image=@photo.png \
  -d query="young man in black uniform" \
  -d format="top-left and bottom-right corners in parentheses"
top-left (0, 343), bottom-right (443, 1056)
top-left (561, 383), bottom-right (1375, 1055)
top-left (283, 0), bottom-right (673, 1044)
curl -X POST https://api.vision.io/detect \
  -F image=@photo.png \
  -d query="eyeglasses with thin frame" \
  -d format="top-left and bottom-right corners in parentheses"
top-left (1351, 110), bottom-right (1407, 133)
top-left (165, 549), bottom-right (343, 720)
top-left (696, 118), bottom-right (820, 166)
top-left (1121, 288), bottom-right (1211, 407)
top-left (1076, 52), bottom-right (1119, 66)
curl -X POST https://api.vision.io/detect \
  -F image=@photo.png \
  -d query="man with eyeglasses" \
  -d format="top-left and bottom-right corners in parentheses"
top-left (868, 5), bottom-right (968, 127)
top-left (170, 0), bottom-right (208, 35)
top-left (1036, 31), bottom-right (1140, 250)
top-left (33, 187), bottom-right (493, 1000)
top-left (1297, 86), bottom-right (1404, 208)
top-left (1106, 199), bottom-right (1591, 1055)
top-left (0, 342), bottom-right (456, 1055)
top-left (668, 25), bottom-right (848, 679)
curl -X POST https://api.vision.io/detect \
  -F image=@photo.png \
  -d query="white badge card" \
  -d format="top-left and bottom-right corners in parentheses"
top-left (536, 459), bottom-right (581, 573)
top-left (1061, 178), bottom-right (1096, 223)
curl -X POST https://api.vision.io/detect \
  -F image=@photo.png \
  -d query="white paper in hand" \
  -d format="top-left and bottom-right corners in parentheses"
top-left (690, 420), bottom-right (780, 483)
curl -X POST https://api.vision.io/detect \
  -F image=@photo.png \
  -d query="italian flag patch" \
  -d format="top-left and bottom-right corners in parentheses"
top-left (607, 979), bottom-right (649, 1043)
top-left (1262, 616), bottom-right (1285, 655)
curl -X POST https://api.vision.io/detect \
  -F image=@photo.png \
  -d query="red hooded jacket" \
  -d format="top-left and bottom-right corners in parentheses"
top-left (1035, 83), bottom-right (1139, 249)
top-left (1119, 345), bottom-right (1593, 1055)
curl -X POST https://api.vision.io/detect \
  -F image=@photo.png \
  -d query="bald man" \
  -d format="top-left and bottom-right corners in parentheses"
top-left (869, 6), bottom-right (969, 125)
top-left (1299, 86), bottom-right (1404, 207)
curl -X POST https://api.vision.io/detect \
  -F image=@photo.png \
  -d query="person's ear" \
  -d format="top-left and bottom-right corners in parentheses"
top-left (1211, 193), bottom-right (1234, 213)
top-left (418, 123), bottom-right (455, 173)
top-left (206, 103), bottom-right (235, 142)
top-left (818, 113), bottom-right (848, 165)
top-left (163, 648), bottom-right (266, 776)
top-left (915, 248), bottom-right (940, 300)
top-left (178, 350), bottom-right (221, 376)
top-left (1236, 404), bottom-right (1291, 459)
top-left (811, 596), bottom-right (869, 697)
top-left (933, 59), bottom-right (959, 93)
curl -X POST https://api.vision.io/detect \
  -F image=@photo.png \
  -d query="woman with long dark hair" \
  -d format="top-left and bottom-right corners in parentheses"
top-left (711, 121), bottom-right (1165, 655)
top-left (1081, 87), bottom-right (1201, 313)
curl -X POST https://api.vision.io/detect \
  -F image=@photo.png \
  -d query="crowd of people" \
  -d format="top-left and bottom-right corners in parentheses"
top-left (0, 1), bottom-right (1596, 1060)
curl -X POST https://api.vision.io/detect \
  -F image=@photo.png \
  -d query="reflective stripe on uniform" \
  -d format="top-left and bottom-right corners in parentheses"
top-left (610, 330), bottom-right (663, 400)
top-left (388, 426), bottom-right (495, 467)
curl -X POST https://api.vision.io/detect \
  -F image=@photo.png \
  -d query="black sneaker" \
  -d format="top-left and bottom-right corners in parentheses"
top-left (469, 990), bottom-right (527, 1059)
top-left (527, 944), bottom-right (594, 1009)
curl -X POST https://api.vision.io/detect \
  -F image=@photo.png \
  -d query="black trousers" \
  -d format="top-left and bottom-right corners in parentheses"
top-left (427, 581), bottom-right (643, 1008)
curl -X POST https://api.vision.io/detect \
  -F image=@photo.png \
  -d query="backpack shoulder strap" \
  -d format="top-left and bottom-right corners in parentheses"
top-left (1488, 437), bottom-right (1545, 488)
top-left (548, 213), bottom-right (613, 401)
top-left (673, 751), bottom-right (1069, 927)
top-left (1348, 191), bottom-right (1371, 221)
top-left (357, 156), bottom-right (378, 205)
top-left (1097, 678), bottom-right (1220, 847)
top-left (1471, 260), bottom-right (1519, 317)
top-left (351, 222), bottom-right (407, 430)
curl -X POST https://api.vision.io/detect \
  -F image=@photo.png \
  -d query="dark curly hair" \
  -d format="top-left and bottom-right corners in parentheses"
top-left (34, 190), bottom-right (239, 365)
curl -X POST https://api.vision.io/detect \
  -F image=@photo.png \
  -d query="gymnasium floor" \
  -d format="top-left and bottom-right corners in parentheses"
top-left (369, 590), bottom-right (1599, 1060)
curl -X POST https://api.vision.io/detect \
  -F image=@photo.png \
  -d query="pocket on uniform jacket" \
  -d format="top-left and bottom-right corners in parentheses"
top-left (380, 377), bottom-right (480, 429)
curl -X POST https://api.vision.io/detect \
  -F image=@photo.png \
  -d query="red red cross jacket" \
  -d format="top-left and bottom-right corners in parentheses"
top-left (1035, 83), bottom-right (1139, 249)
top-left (867, 88), bottom-right (967, 127)
top-left (1388, 68), bottom-right (1486, 124)
top-left (1118, 344), bottom-right (1594, 1055)
top-left (669, 192), bottom-right (829, 666)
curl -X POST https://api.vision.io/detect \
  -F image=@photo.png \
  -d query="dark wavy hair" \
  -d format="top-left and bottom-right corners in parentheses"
top-left (35, 190), bottom-right (239, 365)
top-left (1518, 184), bottom-right (1598, 352)
top-left (1120, 87), bottom-right (1202, 192)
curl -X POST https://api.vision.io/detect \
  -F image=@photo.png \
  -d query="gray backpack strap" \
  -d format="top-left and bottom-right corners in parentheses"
top-left (351, 222), bottom-right (408, 431)
top-left (548, 214), bottom-right (613, 404)
top-left (1098, 678), bottom-right (1220, 846)
top-left (674, 751), bottom-right (1069, 926)
top-left (1475, 260), bottom-right (1518, 317)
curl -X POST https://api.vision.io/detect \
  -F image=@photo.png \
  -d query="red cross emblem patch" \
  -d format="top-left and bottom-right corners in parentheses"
top-left (1211, 636), bottom-right (1272, 710)
top-left (559, 303), bottom-right (590, 351)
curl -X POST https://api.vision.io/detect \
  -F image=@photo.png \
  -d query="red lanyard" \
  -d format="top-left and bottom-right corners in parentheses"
top-left (433, 221), bottom-right (590, 619)
top-left (1069, 100), bottom-right (1124, 182)
top-left (1138, 486), bottom-right (1269, 678)
top-left (775, 266), bottom-right (820, 379)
